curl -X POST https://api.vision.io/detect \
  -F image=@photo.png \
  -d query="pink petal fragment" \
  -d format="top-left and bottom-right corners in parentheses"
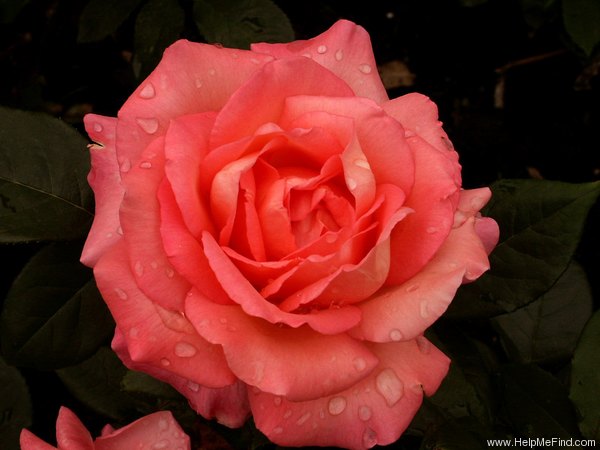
top-left (351, 216), bottom-right (491, 343)
top-left (201, 231), bottom-right (361, 334)
top-left (209, 57), bottom-right (355, 149)
top-left (112, 331), bottom-right (250, 428)
top-left (250, 338), bottom-right (449, 450)
top-left (20, 429), bottom-right (57, 450)
top-left (116, 40), bottom-right (275, 167)
top-left (185, 291), bottom-right (378, 402)
top-left (252, 20), bottom-right (388, 104)
top-left (95, 411), bottom-right (190, 450)
top-left (119, 137), bottom-right (190, 311)
top-left (94, 242), bottom-right (236, 388)
top-left (81, 114), bottom-right (123, 267)
top-left (56, 407), bottom-right (94, 450)
top-left (383, 93), bottom-right (453, 153)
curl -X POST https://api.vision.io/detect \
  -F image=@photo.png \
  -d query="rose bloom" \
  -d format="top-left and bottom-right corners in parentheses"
top-left (81, 20), bottom-right (498, 449)
top-left (20, 407), bottom-right (189, 450)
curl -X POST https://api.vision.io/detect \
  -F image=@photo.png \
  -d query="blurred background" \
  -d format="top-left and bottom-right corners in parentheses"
top-left (1, 0), bottom-right (599, 448)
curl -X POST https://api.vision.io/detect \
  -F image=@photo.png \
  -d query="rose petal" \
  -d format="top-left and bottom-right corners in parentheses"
top-left (94, 242), bottom-right (236, 388)
top-left (56, 407), bottom-right (94, 450)
top-left (81, 114), bottom-right (123, 267)
top-left (185, 292), bottom-right (378, 402)
top-left (252, 20), bottom-right (388, 104)
top-left (201, 231), bottom-right (362, 334)
top-left (111, 330), bottom-right (249, 428)
top-left (475, 216), bottom-right (500, 255)
top-left (20, 429), bottom-right (57, 450)
top-left (351, 216), bottom-right (490, 342)
top-left (119, 137), bottom-right (191, 311)
top-left (116, 41), bottom-right (275, 167)
top-left (383, 93), bottom-right (454, 153)
top-left (250, 338), bottom-right (449, 449)
top-left (209, 57), bottom-right (355, 149)
top-left (94, 411), bottom-right (190, 450)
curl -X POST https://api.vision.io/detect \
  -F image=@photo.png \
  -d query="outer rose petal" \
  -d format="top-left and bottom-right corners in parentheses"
top-left (56, 407), bottom-right (94, 450)
top-left (94, 411), bottom-right (189, 450)
top-left (252, 20), bottom-right (388, 104)
top-left (81, 115), bottom-right (123, 267)
top-left (250, 338), bottom-right (449, 450)
top-left (112, 330), bottom-right (250, 428)
top-left (20, 430), bottom-right (61, 450)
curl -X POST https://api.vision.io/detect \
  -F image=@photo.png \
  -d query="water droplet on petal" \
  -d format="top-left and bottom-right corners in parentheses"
top-left (347, 178), bottom-right (358, 190)
top-left (187, 381), bottom-right (200, 392)
top-left (317, 45), bottom-right (327, 54)
top-left (139, 83), bottom-right (156, 99)
top-left (273, 396), bottom-right (282, 406)
top-left (174, 341), bottom-right (198, 357)
top-left (419, 301), bottom-right (430, 319)
top-left (325, 233), bottom-right (337, 244)
top-left (283, 409), bottom-right (293, 419)
top-left (165, 267), bottom-right (175, 278)
top-left (363, 428), bottom-right (378, 448)
top-left (328, 396), bottom-right (347, 416)
top-left (134, 261), bottom-right (144, 277)
top-left (358, 64), bottom-right (372, 74)
top-left (120, 159), bottom-right (132, 173)
top-left (375, 368), bottom-right (404, 407)
top-left (353, 158), bottom-right (371, 169)
top-left (406, 284), bottom-right (419, 293)
top-left (136, 117), bottom-right (159, 134)
top-left (160, 358), bottom-right (171, 367)
top-left (416, 335), bottom-right (431, 354)
top-left (139, 161), bottom-right (152, 169)
top-left (93, 123), bottom-right (103, 132)
top-left (219, 317), bottom-right (228, 324)
top-left (116, 226), bottom-right (123, 235)
top-left (195, 78), bottom-right (203, 88)
top-left (335, 49), bottom-right (344, 61)
top-left (114, 288), bottom-right (128, 300)
top-left (296, 412), bottom-right (312, 425)
top-left (152, 439), bottom-right (169, 449)
top-left (273, 426), bottom-right (283, 434)
top-left (150, 261), bottom-right (158, 269)
top-left (426, 226), bottom-right (438, 234)
top-left (250, 58), bottom-right (261, 64)
top-left (389, 329), bottom-right (403, 342)
top-left (129, 327), bottom-right (139, 338)
top-left (358, 405), bottom-right (372, 421)
top-left (158, 419), bottom-right (169, 431)
top-left (353, 357), bottom-right (367, 372)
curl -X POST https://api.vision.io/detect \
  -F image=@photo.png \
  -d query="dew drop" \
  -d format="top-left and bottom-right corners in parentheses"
top-left (375, 368), bottom-right (404, 407)
top-left (165, 267), bottom-right (175, 278)
top-left (335, 49), bottom-right (344, 61)
top-left (139, 83), bottom-right (156, 99)
top-left (250, 58), bottom-right (261, 64)
top-left (358, 405), bottom-right (372, 421)
top-left (273, 396), bottom-right (282, 406)
top-left (302, 52), bottom-right (312, 58)
top-left (328, 396), bottom-right (347, 416)
top-left (416, 335), bottom-right (431, 354)
top-left (136, 117), bottom-right (159, 134)
top-left (419, 301), bottom-right (430, 319)
top-left (363, 428), bottom-right (378, 448)
top-left (158, 419), bottom-right (169, 431)
top-left (283, 409), bottom-right (293, 419)
top-left (93, 122), bottom-right (103, 132)
top-left (195, 78), bottom-right (203, 88)
top-left (325, 233), bottom-right (337, 244)
top-left (153, 440), bottom-right (169, 449)
top-left (114, 288), bottom-right (128, 300)
top-left (134, 261), bottom-right (144, 277)
top-left (120, 159), bottom-right (132, 173)
top-left (353, 357), bottom-right (367, 372)
top-left (219, 317), bottom-right (228, 324)
top-left (208, 68), bottom-right (216, 76)
top-left (353, 158), bottom-right (371, 170)
top-left (139, 161), bottom-right (152, 169)
top-left (296, 412), bottom-right (312, 425)
top-left (150, 261), bottom-right (159, 269)
top-left (347, 178), bottom-right (358, 190)
top-left (426, 226), bottom-right (438, 234)
top-left (187, 381), bottom-right (200, 392)
top-left (273, 427), bottom-right (283, 434)
top-left (129, 327), bottom-right (139, 338)
top-left (160, 358), bottom-right (171, 367)
top-left (358, 64), bottom-right (372, 74)
top-left (317, 45), bottom-right (327, 54)
top-left (116, 226), bottom-right (124, 235)
top-left (174, 341), bottom-right (198, 358)
top-left (389, 329), bottom-right (403, 342)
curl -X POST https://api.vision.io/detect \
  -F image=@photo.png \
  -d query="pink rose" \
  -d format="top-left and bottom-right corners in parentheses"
top-left (20, 407), bottom-right (189, 450)
top-left (81, 20), bottom-right (498, 449)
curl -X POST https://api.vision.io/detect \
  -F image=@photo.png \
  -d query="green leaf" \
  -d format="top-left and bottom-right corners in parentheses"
top-left (570, 310), bottom-right (600, 440)
top-left (77, 0), bottom-right (144, 43)
top-left (193, 0), bottom-right (294, 49)
top-left (0, 357), bottom-right (32, 450)
top-left (0, 242), bottom-right (114, 369)
top-left (0, 107), bottom-right (94, 243)
top-left (420, 416), bottom-right (495, 450)
top-left (121, 370), bottom-right (181, 400)
top-left (562, 0), bottom-right (600, 56)
top-left (498, 364), bottom-right (580, 440)
top-left (0, 0), bottom-right (31, 24)
top-left (56, 347), bottom-right (138, 422)
top-left (133, 0), bottom-right (185, 79)
top-left (491, 261), bottom-right (593, 364)
top-left (449, 179), bottom-right (600, 318)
